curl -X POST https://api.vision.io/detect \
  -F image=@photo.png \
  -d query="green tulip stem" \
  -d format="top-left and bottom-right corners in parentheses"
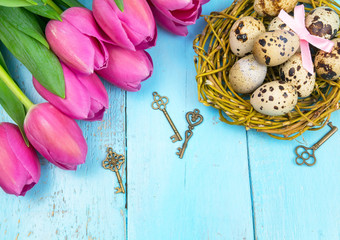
top-left (46, 0), bottom-right (63, 15)
top-left (0, 65), bottom-right (34, 111)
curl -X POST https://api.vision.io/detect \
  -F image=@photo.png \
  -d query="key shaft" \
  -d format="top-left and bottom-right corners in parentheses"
top-left (162, 109), bottom-right (182, 142)
top-left (114, 167), bottom-right (125, 194)
top-left (312, 122), bottom-right (338, 150)
top-left (152, 92), bottom-right (182, 143)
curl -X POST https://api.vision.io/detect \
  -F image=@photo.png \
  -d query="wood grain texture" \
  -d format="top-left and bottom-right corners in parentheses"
top-left (0, 0), bottom-right (340, 239)
top-left (0, 1), bottom-right (127, 238)
top-left (247, 110), bottom-right (340, 240)
top-left (127, 1), bottom-right (254, 239)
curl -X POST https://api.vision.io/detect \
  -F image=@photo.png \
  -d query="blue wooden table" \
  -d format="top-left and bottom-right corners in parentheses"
top-left (1, 1), bottom-right (340, 239)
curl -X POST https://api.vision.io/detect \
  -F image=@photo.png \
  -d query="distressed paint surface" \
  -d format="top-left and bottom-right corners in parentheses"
top-left (0, 0), bottom-right (339, 240)
top-left (0, 1), bottom-right (126, 239)
top-left (126, 1), bottom-right (254, 239)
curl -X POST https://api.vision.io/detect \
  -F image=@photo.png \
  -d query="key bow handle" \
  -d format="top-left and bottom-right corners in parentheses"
top-left (186, 109), bottom-right (203, 128)
top-left (295, 145), bottom-right (316, 166)
top-left (152, 92), bottom-right (168, 110)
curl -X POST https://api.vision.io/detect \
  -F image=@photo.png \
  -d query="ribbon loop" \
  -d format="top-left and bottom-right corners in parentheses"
top-left (278, 5), bottom-right (335, 74)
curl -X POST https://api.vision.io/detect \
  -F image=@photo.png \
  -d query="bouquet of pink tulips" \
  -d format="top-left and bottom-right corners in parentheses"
top-left (0, 0), bottom-right (209, 196)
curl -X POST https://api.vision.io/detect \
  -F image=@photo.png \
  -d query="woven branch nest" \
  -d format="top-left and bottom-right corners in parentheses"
top-left (194, 0), bottom-right (340, 140)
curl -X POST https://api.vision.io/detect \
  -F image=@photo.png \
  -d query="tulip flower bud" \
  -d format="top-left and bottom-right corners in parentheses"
top-left (97, 45), bottom-right (153, 92)
top-left (46, 7), bottom-right (112, 75)
top-left (93, 0), bottom-right (157, 51)
top-left (33, 62), bottom-right (109, 121)
top-left (24, 103), bottom-right (88, 170)
top-left (0, 123), bottom-right (40, 196)
top-left (148, 0), bottom-right (210, 36)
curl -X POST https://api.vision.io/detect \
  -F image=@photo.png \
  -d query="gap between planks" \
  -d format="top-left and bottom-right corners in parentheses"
top-left (246, 131), bottom-right (257, 240)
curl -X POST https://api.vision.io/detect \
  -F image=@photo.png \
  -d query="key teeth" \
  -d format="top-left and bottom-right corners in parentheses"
top-left (171, 135), bottom-right (179, 143)
top-left (115, 187), bottom-right (124, 194)
top-left (176, 147), bottom-right (182, 156)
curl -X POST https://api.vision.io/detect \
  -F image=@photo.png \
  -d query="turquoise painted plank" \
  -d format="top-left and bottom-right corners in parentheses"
top-left (127, 1), bottom-right (254, 239)
top-left (247, 111), bottom-right (340, 240)
top-left (247, 0), bottom-right (340, 237)
top-left (0, 0), bottom-right (127, 238)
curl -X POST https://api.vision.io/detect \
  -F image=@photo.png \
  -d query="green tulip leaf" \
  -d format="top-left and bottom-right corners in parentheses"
top-left (53, 0), bottom-right (84, 8)
top-left (0, 53), bottom-right (28, 145)
top-left (25, 0), bottom-right (62, 21)
top-left (0, 7), bottom-right (49, 48)
top-left (0, 0), bottom-right (37, 7)
top-left (114, 0), bottom-right (124, 11)
top-left (0, 15), bottom-right (65, 98)
top-left (0, 51), bottom-right (9, 74)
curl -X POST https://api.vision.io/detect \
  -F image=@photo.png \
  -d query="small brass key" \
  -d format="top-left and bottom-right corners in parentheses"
top-left (295, 122), bottom-right (338, 166)
top-left (102, 148), bottom-right (125, 194)
top-left (177, 109), bottom-right (203, 159)
top-left (152, 92), bottom-right (182, 143)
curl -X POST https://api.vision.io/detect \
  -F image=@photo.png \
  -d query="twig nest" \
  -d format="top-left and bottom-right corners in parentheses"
top-left (229, 16), bottom-right (266, 57)
top-left (253, 30), bottom-right (300, 66)
top-left (306, 7), bottom-right (340, 39)
top-left (315, 38), bottom-right (340, 80)
top-left (250, 81), bottom-right (298, 116)
top-left (254, 0), bottom-right (298, 17)
top-left (194, 0), bottom-right (340, 140)
top-left (279, 53), bottom-right (316, 97)
top-left (228, 54), bottom-right (267, 94)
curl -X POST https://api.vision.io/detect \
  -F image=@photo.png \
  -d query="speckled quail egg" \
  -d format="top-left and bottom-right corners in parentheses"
top-left (228, 54), bottom-right (267, 94)
top-left (306, 7), bottom-right (340, 39)
top-left (229, 16), bottom-right (266, 57)
top-left (254, 0), bottom-right (298, 17)
top-left (268, 17), bottom-right (292, 31)
top-left (315, 38), bottom-right (340, 80)
top-left (253, 30), bottom-right (300, 66)
top-left (279, 53), bottom-right (315, 97)
top-left (250, 81), bottom-right (298, 116)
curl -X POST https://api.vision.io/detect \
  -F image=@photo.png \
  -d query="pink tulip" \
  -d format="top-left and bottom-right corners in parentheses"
top-left (148, 0), bottom-right (210, 36)
top-left (92, 0), bottom-right (157, 51)
top-left (33, 62), bottom-right (109, 121)
top-left (24, 103), bottom-right (87, 170)
top-left (0, 123), bottom-right (40, 196)
top-left (46, 7), bottom-right (112, 75)
top-left (96, 45), bottom-right (153, 91)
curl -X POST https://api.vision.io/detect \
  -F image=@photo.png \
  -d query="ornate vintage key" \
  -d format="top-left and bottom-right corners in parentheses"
top-left (177, 109), bottom-right (203, 159)
top-left (295, 122), bottom-right (338, 166)
top-left (102, 148), bottom-right (125, 194)
top-left (152, 92), bottom-right (182, 143)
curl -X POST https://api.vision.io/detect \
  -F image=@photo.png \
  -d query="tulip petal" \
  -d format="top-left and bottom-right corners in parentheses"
top-left (78, 73), bottom-right (109, 121)
top-left (112, 0), bottom-right (156, 48)
top-left (0, 123), bottom-right (40, 196)
top-left (93, 0), bottom-right (136, 50)
top-left (61, 7), bottom-right (111, 70)
top-left (24, 103), bottom-right (88, 170)
top-left (93, 0), bottom-right (157, 50)
top-left (97, 45), bottom-right (153, 92)
top-left (150, 0), bottom-right (201, 25)
top-left (149, 3), bottom-right (189, 36)
top-left (61, 7), bottom-right (113, 44)
top-left (200, 0), bottom-right (210, 4)
top-left (148, 0), bottom-right (209, 36)
top-left (46, 19), bottom-right (95, 74)
top-left (91, 38), bottom-right (109, 71)
top-left (149, 0), bottom-right (193, 11)
top-left (7, 125), bottom-right (40, 184)
top-left (34, 63), bottom-right (108, 121)
top-left (33, 63), bottom-right (92, 120)
top-left (80, 73), bottom-right (109, 109)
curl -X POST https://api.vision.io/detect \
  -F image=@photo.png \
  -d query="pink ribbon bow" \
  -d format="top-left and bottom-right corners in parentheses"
top-left (278, 5), bottom-right (334, 74)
